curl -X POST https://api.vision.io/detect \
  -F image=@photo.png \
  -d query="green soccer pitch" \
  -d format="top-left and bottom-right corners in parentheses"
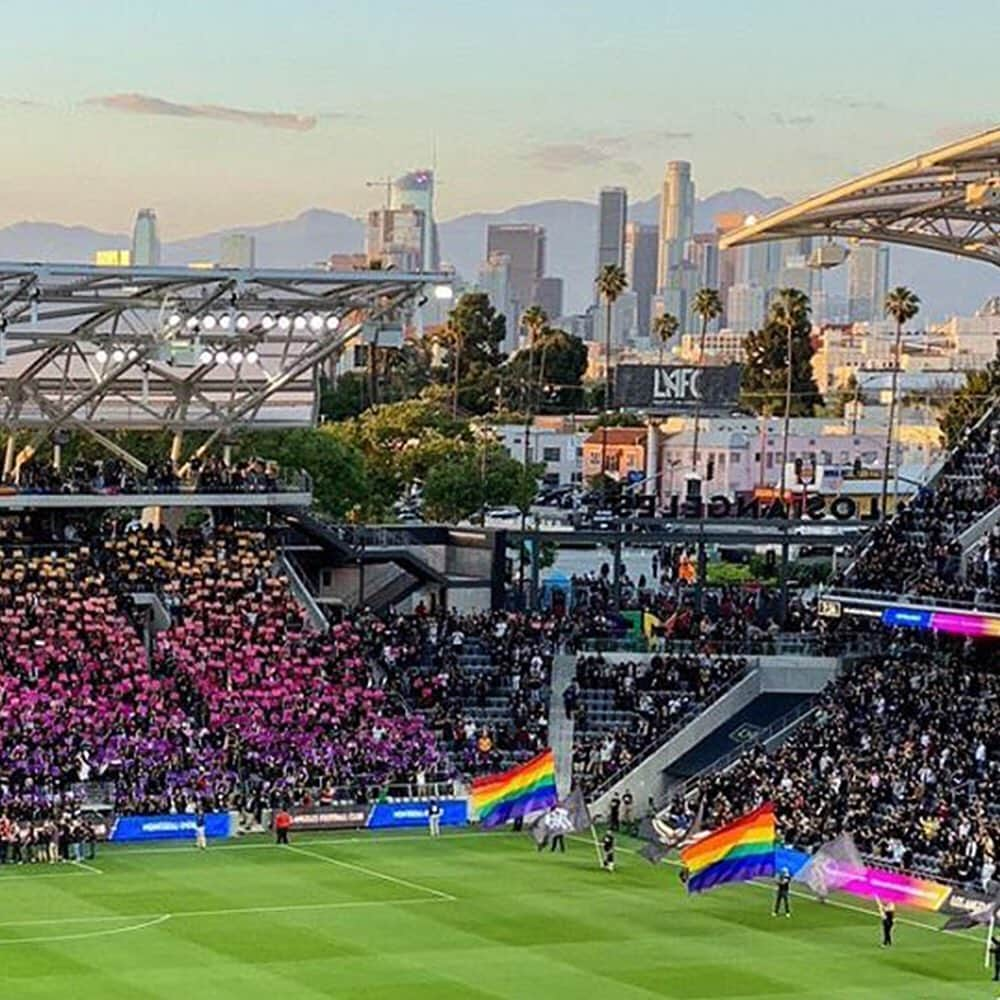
top-left (0, 829), bottom-right (990, 998)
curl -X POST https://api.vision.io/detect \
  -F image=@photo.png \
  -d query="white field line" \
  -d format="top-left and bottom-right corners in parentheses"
top-left (112, 831), bottom-right (478, 856)
top-left (70, 860), bottom-right (104, 874)
top-left (0, 866), bottom-right (101, 883)
top-left (282, 843), bottom-right (456, 901)
top-left (0, 897), bottom-right (451, 933)
top-left (566, 835), bottom-right (986, 947)
top-left (0, 913), bottom-right (170, 946)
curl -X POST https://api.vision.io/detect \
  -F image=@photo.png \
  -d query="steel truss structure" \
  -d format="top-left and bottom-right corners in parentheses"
top-left (0, 263), bottom-right (447, 474)
top-left (721, 126), bottom-right (1000, 266)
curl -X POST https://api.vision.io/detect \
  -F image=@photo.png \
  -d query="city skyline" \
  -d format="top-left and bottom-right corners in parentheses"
top-left (0, 0), bottom-right (995, 237)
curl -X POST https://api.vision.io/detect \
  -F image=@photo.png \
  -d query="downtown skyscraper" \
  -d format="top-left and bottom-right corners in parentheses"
top-left (131, 208), bottom-right (161, 267)
top-left (596, 187), bottom-right (628, 274)
top-left (656, 161), bottom-right (696, 334)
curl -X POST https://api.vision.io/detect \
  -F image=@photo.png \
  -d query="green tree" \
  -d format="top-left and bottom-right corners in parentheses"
top-left (421, 442), bottom-right (541, 523)
top-left (741, 291), bottom-right (822, 418)
top-left (652, 312), bottom-right (679, 368)
top-left (237, 427), bottom-right (369, 519)
top-left (520, 305), bottom-right (549, 408)
top-left (319, 372), bottom-right (366, 421)
top-left (595, 264), bottom-right (628, 412)
top-left (939, 360), bottom-right (1000, 448)
top-left (440, 293), bottom-right (507, 416)
top-left (881, 286), bottom-right (921, 518)
top-left (502, 327), bottom-right (587, 411)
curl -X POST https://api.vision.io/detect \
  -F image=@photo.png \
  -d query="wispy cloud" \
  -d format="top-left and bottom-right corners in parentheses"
top-left (84, 93), bottom-right (317, 131)
top-left (771, 112), bottom-right (815, 128)
top-left (0, 96), bottom-right (46, 109)
top-left (522, 142), bottom-right (614, 171)
top-left (524, 128), bottom-right (693, 173)
top-left (825, 96), bottom-right (888, 112)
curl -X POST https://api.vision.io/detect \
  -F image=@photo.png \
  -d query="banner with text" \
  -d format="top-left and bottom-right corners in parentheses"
top-left (615, 363), bottom-right (742, 412)
top-left (109, 812), bottom-right (233, 843)
top-left (366, 799), bottom-right (468, 829)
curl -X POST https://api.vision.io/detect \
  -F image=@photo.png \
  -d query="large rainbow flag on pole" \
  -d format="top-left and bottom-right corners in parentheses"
top-left (470, 749), bottom-right (558, 828)
top-left (679, 802), bottom-right (777, 893)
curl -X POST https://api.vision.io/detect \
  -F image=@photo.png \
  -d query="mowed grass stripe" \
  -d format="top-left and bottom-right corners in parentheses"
top-left (0, 831), bottom-right (985, 998)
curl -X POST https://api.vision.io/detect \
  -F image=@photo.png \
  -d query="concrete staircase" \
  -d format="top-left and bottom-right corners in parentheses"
top-left (548, 654), bottom-right (577, 796)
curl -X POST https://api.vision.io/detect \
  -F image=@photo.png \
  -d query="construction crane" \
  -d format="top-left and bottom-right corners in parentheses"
top-left (365, 177), bottom-right (394, 210)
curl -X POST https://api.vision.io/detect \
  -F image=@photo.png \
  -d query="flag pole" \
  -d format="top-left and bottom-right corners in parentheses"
top-left (590, 820), bottom-right (604, 868)
top-left (985, 910), bottom-right (995, 970)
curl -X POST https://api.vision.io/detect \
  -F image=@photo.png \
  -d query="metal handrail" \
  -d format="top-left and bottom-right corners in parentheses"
top-left (680, 700), bottom-right (819, 796)
top-left (583, 666), bottom-right (755, 799)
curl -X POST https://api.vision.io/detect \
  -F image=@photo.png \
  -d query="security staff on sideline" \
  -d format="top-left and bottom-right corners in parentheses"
top-left (773, 867), bottom-right (792, 917)
top-left (428, 800), bottom-right (442, 838)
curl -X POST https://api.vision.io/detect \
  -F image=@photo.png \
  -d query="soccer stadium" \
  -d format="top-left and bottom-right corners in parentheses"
top-left (1, 8), bottom-right (999, 997)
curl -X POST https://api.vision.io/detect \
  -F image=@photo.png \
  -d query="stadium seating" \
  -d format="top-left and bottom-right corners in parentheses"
top-left (0, 524), bottom-right (440, 821)
top-left (842, 409), bottom-right (1000, 602)
top-left (692, 641), bottom-right (998, 882)
top-left (570, 652), bottom-right (749, 793)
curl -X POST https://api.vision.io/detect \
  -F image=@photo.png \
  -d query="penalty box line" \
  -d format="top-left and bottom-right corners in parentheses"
top-left (282, 844), bottom-right (457, 901)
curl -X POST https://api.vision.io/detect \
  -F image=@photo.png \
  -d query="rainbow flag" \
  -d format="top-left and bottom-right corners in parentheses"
top-left (470, 749), bottom-right (558, 828)
top-left (679, 802), bottom-right (776, 893)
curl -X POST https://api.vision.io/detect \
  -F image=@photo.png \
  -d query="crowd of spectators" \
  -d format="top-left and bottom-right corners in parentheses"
top-left (0, 521), bottom-right (440, 821)
top-left (693, 638), bottom-right (999, 882)
top-left (568, 651), bottom-right (748, 793)
top-left (7, 456), bottom-right (285, 496)
top-left (842, 414), bottom-right (1000, 602)
top-left (368, 609), bottom-right (566, 777)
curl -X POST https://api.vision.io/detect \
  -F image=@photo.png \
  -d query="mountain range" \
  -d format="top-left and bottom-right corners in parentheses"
top-left (0, 189), bottom-right (995, 320)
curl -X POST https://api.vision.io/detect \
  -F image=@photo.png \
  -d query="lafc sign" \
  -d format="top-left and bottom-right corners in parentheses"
top-left (654, 367), bottom-right (702, 402)
top-left (615, 363), bottom-right (741, 411)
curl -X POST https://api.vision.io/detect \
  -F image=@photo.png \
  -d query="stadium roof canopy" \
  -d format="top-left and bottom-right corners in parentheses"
top-left (0, 263), bottom-right (448, 472)
top-left (721, 126), bottom-right (1000, 266)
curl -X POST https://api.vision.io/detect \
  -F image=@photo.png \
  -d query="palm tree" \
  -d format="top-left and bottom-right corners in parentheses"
top-left (595, 265), bottom-right (627, 491)
top-left (882, 286), bottom-right (920, 520)
top-left (768, 287), bottom-right (812, 506)
top-left (652, 312), bottom-right (679, 368)
top-left (520, 305), bottom-right (548, 411)
top-left (688, 288), bottom-right (724, 471)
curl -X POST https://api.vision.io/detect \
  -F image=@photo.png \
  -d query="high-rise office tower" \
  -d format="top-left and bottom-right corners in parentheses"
top-left (726, 283), bottom-right (767, 332)
top-left (538, 277), bottom-right (564, 322)
top-left (624, 222), bottom-right (658, 337)
top-left (656, 161), bottom-right (695, 292)
top-left (847, 241), bottom-right (890, 323)
top-left (220, 233), bottom-right (256, 269)
top-left (131, 209), bottom-right (161, 266)
top-left (390, 169), bottom-right (440, 271)
top-left (486, 224), bottom-right (545, 321)
top-left (596, 187), bottom-right (627, 275)
top-left (366, 207), bottom-right (426, 272)
top-left (478, 252), bottom-right (516, 353)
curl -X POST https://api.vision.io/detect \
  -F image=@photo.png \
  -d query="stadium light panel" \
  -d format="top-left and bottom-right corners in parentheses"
top-left (326, 314), bottom-right (340, 331)
top-left (293, 315), bottom-right (307, 331)
top-left (230, 350), bottom-right (244, 366)
top-left (95, 348), bottom-right (109, 364)
top-left (246, 349), bottom-right (260, 365)
top-left (308, 314), bottom-right (324, 333)
top-left (111, 348), bottom-right (126, 363)
top-left (214, 350), bottom-right (229, 365)
top-left (278, 315), bottom-right (292, 331)
top-left (235, 313), bottom-right (251, 331)
top-left (202, 314), bottom-right (218, 331)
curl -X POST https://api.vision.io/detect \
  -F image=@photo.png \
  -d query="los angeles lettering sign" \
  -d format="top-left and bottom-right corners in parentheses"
top-left (653, 494), bottom-right (883, 521)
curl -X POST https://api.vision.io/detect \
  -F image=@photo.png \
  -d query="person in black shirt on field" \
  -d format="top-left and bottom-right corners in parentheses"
top-left (601, 832), bottom-right (615, 872)
top-left (773, 867), bottom-right (791, 917)
top-left (609, 795), bottom-right (621, 833)
top-left (990, 936), bottom-right (1000, 982)
top-left (877, 899), bottom-right (895, 947)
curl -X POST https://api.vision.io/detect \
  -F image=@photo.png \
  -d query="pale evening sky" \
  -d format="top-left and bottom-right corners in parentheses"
top-left (0, 0), bottom-right (995, 237)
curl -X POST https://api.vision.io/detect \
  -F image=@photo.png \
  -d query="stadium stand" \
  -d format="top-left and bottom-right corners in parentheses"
top-left (691, 639), bottom-right (998, 882)
top-left (569, 652), bottom-right (749, 794)
top-left (842, 409), bottom-right (1000, 602)
top-left (0, 523), bottom-right (440, 828)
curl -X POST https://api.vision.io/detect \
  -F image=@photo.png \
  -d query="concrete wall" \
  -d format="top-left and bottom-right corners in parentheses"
top-left (584, 654), bottom-right (841, 817)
